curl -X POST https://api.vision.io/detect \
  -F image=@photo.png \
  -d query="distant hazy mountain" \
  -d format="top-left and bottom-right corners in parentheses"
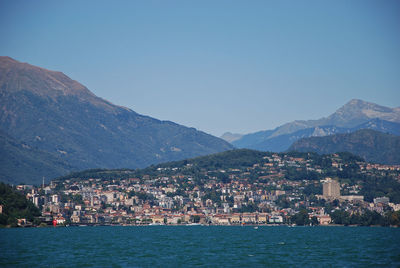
top-left (0, 56), bottom-right (233, 184)
top-left (317, 99), bottom-right (400, 127)
top-left (234, 119), bottom-right (400, 152)
top-left (289, 129), bottom-right (400, 165)
top-left (234, 126), bottom-right (348, 152)
top-left (220, 132), bottom-right (243, 143)
top-left (232, 99), bottom-right (400, 151)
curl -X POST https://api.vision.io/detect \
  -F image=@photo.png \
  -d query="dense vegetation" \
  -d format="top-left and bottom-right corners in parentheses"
top-left (289, 129), bottom-right (400, 165)
top-left (290, 209), bottom-right (400, 226)
top-left (0, 130), bottom-right (73, 185)
top-left (59, 150), bottom-right (363, 181)
top-left (58, 149), bottom-right (267, 181)
top-left (0, 183), bottom-right (40, 227)
top-left (330, 209), bottom-right (400, 226)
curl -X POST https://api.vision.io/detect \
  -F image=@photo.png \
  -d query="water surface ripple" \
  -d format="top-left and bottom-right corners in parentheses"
top-left (1, 226), bottom-right (399, 267)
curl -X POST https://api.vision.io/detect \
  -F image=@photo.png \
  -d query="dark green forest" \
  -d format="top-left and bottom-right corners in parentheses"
top-left (0, 183), bottom-right (40, 227)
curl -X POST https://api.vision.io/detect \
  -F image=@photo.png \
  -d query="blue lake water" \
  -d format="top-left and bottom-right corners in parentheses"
top-left (1, 226), bottom-right (399, 267)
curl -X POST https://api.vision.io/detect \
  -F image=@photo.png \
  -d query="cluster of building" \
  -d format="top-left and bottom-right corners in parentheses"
top-left (17, 153), bottom-right (400, 226)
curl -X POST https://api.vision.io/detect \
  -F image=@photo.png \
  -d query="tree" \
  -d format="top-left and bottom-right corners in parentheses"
top-left (311, 216), bottom-right (319, 226)
top-left (191, 215), bottom-right (200, 223)
top-left (0, 183), bottom-right (40, 227)
top-left (387, 211), bottom-right (400, 226)
top-left (291, 209), bottom-right (310, 226)
top-left (330, 210), bottom-right (350, 225)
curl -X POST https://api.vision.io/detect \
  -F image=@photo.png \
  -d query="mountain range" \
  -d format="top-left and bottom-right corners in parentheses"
top-left (227, 99), bottom-right (400, 152)
top-left (289, 129), bottom-right (400, 165)
top-left (0, 56), bottom-right (233, 184)
top-left (1, 56), bottom-right (399, 185)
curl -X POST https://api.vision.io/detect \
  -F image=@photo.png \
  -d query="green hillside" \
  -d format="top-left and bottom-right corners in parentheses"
top-left (0, 183), bottom-right (40, 227)
top-left (0, 130), bottom-right (74, 185)
top-left (289, 129), bottom-right (400, 165)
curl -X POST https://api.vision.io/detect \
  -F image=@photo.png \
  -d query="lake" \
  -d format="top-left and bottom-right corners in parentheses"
top-left (1, 226), bottom-right (399, 267)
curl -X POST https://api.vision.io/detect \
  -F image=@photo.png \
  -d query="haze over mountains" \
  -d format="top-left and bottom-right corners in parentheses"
top-left (226, 99), bottom-right (400, 152)
top-left (1, 56), bottom-right (399, 185)
top-left (0, 56), bottom-right (233, 184)
top-left (289, 129), bottom-right (400, 165)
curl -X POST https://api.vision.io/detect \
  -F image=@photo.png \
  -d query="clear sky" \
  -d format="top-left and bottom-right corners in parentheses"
top-left (1, 0), bottom-right (399, 136)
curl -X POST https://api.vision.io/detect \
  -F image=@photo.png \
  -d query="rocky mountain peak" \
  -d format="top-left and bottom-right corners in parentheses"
top-left (232, 99), bottom-right (400, 152)
top-left (329, 99), bottom-right (400, 127)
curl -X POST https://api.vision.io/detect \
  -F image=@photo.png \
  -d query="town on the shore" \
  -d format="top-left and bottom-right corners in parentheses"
top-left (10, 151), bottom-right (400, 227)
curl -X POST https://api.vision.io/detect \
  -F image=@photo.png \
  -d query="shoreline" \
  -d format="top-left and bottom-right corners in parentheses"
top-left (2, 223), bottom-right (399, 228)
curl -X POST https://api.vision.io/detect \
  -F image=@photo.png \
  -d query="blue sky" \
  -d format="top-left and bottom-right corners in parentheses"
top-left (1, 0), bottom-right (399, 136)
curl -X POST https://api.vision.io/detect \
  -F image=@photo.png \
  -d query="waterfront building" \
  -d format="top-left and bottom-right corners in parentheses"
top-left (268, 215), bottom-right (283, 224)
top-left (317, 215), bottom-right (332, 225)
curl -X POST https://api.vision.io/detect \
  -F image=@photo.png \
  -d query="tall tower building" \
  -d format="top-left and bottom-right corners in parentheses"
top-left (323, 178), bottom-right (340, 200)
